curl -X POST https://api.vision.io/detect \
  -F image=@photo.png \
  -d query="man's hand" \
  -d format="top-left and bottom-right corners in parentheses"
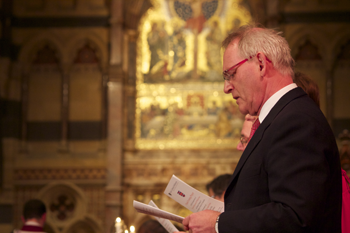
top-left (178, 209), bottom-right (220, 233)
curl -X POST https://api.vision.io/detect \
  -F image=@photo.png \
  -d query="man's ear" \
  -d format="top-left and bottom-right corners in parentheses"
top-left (21, 216), bottom-right (25, 224)
top-left (256, 52), bottom-right (267, 77)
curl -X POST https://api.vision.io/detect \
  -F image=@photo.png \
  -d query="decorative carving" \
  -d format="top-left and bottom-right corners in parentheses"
top-left (295, 40), bottom-right (322, 60)
top-left (15, 168), bottom-right (106, 180)
top-left (74, 44), bottom-right (99, 64)
top-left (82, 186), bottom-right (105, 222)
top-left (50, 194), bottom-right (75, 221)
top-left (32, 45), bottom-right (59, 64)
top-left (338, 40), bottom-right (350, 60)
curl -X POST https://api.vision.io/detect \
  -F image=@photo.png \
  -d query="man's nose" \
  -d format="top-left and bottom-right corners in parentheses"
top-left (224, 80), bottom-right (234, 94)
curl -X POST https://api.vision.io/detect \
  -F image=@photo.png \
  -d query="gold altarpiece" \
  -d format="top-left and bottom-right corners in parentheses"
top-left (136, 0), bottom-right (252, 150)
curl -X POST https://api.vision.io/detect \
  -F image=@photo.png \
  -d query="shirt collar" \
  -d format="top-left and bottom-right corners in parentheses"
top-left (24, 220), bottom-right (42, 226)
top-left (259, 83), bottom-right (297, 123)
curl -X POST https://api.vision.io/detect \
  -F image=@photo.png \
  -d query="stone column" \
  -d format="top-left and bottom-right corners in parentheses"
top-left (0, 2), bottom-right (15, 226)
top-left (105, 79), bottom-right (124, 233)
top-left (105, 0), bottom-right (124, 232)
top-left (100, 69), bottom-right (109, 151)
top-left (19, 66), bottom-right (30, 153)
top-left (59, 64), bottom-right (70, 152)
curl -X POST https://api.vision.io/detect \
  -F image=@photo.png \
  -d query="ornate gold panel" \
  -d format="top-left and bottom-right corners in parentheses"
top-left (136, 0), bottom-right (252, 149)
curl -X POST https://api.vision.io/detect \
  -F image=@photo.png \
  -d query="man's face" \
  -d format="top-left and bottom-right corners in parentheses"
top-left (237, 114), bottom-right (255, 151)
top-left (223, 41), bottom-right (264, 116)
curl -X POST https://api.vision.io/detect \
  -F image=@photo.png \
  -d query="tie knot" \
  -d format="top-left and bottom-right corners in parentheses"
top-left (252, 119), bottom-right (260, 131)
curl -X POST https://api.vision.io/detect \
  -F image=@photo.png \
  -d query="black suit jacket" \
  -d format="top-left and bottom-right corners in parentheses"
top-left (220, 87), bottom-right (342, 233)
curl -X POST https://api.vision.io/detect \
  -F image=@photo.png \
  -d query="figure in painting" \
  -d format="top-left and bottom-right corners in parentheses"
top-left (205, 20), bottom-right (223, 81)
top-left (169, 26), bottom-right (187, 80)
top-left (207, 100), bottom-right (220, 115)
top-left (140, 103), bottom-right (165, 138)
top-left (163, 103), bottom-right (181, 138)
top-left (147, 22), bottom-right (169, 82)
top-left (186, 95), bottom-right (204, 117)
top-left (215, 109), bottom-right (233, 138)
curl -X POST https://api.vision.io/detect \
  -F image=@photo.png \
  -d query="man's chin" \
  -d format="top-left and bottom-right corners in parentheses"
top-left (238, 105), bottom-right (248, 115)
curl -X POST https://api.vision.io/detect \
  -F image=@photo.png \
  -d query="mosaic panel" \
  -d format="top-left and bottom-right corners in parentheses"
top-left (136, 0), bottom-right (252, 149)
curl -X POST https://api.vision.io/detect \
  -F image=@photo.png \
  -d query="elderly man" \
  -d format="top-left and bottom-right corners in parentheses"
top-left (180, 25), bottom-right (341, 233)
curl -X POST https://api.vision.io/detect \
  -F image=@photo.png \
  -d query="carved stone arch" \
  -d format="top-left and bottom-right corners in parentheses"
top-left (331, 30), bottom-right (350, 63)
top-left (331, 31), bottom-right (350, 132)
top-left (64, 32), bottom-right (108, 70)
top-left (337, 40), bottom-right (350, 60)
top-left (18, 31), bottom-right (64, 66)
top-left (124, 0), bottom-right (152, 30)
top-left (37, 181), bottom-right (88, 231)
top-left (292, 37), bottom-right (324, 61)
top-left (63, 214), bottom-right (103, 233)
top-left (288, 27), bottom-right (328, 62)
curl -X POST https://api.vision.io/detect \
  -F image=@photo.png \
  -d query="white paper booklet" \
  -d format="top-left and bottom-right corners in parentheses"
top-left (133, 200), bottom-right (184, 223)
top-left (164, 175), bottom-right (224, 213)
top-left (148, 200), bottom-right (179, 233)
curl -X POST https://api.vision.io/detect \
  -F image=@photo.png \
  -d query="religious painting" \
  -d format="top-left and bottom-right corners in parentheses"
top-left (136, 0), bottom-right (252, 149)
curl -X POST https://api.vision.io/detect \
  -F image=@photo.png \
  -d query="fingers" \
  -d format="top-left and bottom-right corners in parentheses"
top-left (182, 210), bottom-right (221, 233)
top-left (182, 215), bottom-right (190, 231)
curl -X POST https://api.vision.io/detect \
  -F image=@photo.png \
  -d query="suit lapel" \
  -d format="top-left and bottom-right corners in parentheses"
top-left (225, 87), bottom-right (307, 197)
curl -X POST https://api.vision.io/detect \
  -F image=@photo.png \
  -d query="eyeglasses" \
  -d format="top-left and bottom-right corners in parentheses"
top-left (223, 58), bottom-right (248, 81)
top-left (223, 55), bottom-right (272, 81)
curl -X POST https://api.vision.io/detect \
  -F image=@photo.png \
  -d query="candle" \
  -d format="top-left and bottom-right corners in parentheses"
top-left (130, 225), bottom-right (135, 233)
top-left (115, 217), bottom-right (122, 233)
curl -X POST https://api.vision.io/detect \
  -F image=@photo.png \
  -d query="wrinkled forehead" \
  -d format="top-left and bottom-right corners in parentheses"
top-left (224, 39), bottom-right (240, 54)
top-left (223, 40), bottom-right (244, 68)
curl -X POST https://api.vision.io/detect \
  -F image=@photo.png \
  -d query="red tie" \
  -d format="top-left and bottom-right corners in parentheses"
top-left (249, 118), bottom-right (260, 141)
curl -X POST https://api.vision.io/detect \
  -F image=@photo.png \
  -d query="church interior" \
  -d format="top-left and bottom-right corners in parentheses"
top-left (0, 0), bottom-right (350, 233)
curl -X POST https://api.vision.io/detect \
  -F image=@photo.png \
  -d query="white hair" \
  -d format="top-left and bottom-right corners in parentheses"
top-left (223, 25), bottom-right (295, 77)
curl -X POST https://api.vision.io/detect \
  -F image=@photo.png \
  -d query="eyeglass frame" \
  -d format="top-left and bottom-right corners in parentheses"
top-left (239, 135), bottom-right (249, 147)
top-left (222, 58), bottom-right (248, 81)
top-left (223, 58), bottom-right (249, 81)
